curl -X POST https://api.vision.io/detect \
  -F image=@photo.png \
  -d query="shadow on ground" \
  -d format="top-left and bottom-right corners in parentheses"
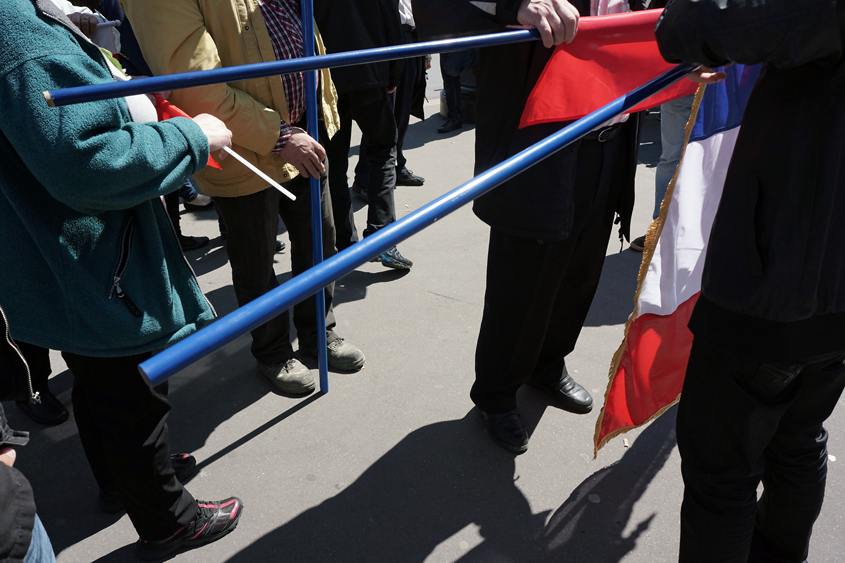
top-left (583, 249), bottom-right (643, 328)
top-left (333, 268), bottom-right (410, 306)
top-left (4, 332), bottom-right (317, 556)
top-left (224, 405), bottom-right (677, 562)
top-left (403, 115), bottom-right (476, 152)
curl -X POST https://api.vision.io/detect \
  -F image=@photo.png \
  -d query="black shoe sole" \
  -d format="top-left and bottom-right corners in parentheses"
top-left (396, 178), bottom-right (424, 186)
top-left (525, 380), bottom-right (594, 415)
top-left (136, 509), bottom-right (242, 561)
top-left (379, 260), bottom-right (412, 270)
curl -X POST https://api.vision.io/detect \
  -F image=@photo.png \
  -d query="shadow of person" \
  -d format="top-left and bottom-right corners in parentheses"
top-left (332, 268), bottom-right (411, 307)
top-left (225, 410), bottom-right (547, 563)
top-left (225, 404), bottom-right (677, 563)
top-left (402, 115), bottom-right (476, 152)
top-left (537, 405), bottom-right (678, 562)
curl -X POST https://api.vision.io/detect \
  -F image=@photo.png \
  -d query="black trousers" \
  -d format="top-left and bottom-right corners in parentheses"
top-left (471, 134), bottom-right (626, 413)
top-left (677, 339), bottom-right (845, 563)
top-left (214, 163), bottom-right (338, 365)
top-left (357, 30), bottom-right (419, 177)
top-left (324, 88), bottom-right (397, 249)
top-left (15, 342), bottom-right (196, 540)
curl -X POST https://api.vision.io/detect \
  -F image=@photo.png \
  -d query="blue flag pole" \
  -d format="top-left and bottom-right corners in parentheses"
top-left (138, 63), bottom-right (696, 386)
top-left (300, 0), bottom-right (329, 393)
top-left (44, 30), bottom-right (541, 107)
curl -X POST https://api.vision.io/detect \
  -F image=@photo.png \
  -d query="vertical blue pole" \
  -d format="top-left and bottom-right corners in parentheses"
top-left (301, 0), bottom-right (329, 393)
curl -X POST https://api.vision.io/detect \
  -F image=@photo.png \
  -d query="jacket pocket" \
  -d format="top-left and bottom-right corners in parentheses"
top-left (108, 214), bottom-right (143, 318)
top-left (743, 176), bottom-right (765, 277)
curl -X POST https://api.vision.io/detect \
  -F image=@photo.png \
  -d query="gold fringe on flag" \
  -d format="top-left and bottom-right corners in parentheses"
top-left (592, 84), bottom-right (706, 458)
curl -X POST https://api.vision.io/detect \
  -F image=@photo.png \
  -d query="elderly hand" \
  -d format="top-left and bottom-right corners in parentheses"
top-left (69, 12), bottom-right (100, 38)
top-left (280, 127), bottom-right (326, 178)
top-left (518, 0), bottom-right (580, 48)
top-left (192, 113), bottom-right (233, 161)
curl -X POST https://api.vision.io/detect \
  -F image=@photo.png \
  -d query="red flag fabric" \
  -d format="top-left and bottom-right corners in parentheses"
top-left (519, 10), bottom-right (696, 128)
top-left (153, 94), bottom-right (222, 170)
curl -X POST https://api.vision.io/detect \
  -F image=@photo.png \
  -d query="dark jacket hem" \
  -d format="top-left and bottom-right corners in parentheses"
top-left (690, 295), bottom-right (845, 363)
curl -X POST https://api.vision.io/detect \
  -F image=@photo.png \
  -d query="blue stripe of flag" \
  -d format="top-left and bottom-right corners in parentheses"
top-left (689, 64), bottom-right (763, 144)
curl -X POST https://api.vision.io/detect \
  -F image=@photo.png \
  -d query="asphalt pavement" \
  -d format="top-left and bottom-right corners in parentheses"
top-left (5, 56), bottom-right (845, 563)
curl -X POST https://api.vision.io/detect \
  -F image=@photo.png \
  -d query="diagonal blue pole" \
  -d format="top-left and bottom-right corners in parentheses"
top-left (44, 30), bottom-right (541, 107)
top-left (139, 63), bottom-right (696, 386)
top-left (300, 0), bottom-right (329, 393)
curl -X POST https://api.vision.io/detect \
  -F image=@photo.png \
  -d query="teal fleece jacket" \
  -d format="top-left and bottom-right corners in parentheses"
top-left (0, 0), bottom-right (215, 357)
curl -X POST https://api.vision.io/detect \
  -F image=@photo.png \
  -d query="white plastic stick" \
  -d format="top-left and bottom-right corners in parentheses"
top-left (221, 146), bottom-right (296, 201)
top-left (96, 20), bottom-right (122, 28)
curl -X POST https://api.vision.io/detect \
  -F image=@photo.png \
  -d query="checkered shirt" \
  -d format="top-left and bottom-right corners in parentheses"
top-left (258, 0), bottom-right (305, 151)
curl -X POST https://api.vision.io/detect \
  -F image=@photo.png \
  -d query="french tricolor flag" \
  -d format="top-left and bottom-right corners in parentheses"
top-left (593, 64), bottom-right (763, 455)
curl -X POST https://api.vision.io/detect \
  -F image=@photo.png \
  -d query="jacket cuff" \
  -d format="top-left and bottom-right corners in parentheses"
top-left (273, 121), bottom-right (293, 154)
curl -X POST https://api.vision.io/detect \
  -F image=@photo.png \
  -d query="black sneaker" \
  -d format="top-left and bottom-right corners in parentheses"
top-left (98, 453), bottom-right (199, 514)
top-left (136, 497), bottom-right (242, 561)
top-left (179, 235), bottom-right (210, 252)
top-left (396, 168), bottom-right (425, 186)
top-left (370, 246), bottom-right (413, 270)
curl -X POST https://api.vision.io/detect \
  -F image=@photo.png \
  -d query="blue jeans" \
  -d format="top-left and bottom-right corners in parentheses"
top-left (178, 178), bottom-right (199, 203)
top-left (654, 94), bottom-right (694, 219)
top-left (24, 515), bottom-right (56, 563)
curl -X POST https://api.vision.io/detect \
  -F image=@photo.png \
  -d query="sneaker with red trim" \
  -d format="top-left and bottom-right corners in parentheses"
top-left (136, 497), bottom-right (243, 560)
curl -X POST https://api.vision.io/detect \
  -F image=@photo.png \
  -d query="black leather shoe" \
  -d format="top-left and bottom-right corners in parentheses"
top-left (396, 168), bottom-right (425, 186)
top-left (275, 240), bottom-right (286, 253)
top-left (16, 389), bottom-right (69, 426)
top-left (527, 372), bottom-right (594, 414)
top-left (437, 119), bottom-right (463, 134)
top-left (478, 409), bottom-right (529, 454)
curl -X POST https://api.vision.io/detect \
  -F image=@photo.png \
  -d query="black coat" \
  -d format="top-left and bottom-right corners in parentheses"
top-left (657, 0), bottom-right (845, 360)
top-left (0, 405), bottom-right (34, 563)
top-left (413, 0), bottom-right (639, 241)
top-left (313, 0), bottom-right (404, 93)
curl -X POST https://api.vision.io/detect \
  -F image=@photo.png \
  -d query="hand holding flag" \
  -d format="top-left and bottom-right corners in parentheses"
top-left (153, 94), bottom-right (226, 170)
top-left (520, 10), bottom-right (698, 128)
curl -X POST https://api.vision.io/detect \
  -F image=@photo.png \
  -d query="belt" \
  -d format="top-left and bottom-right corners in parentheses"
top-left (583, 122), bottom-right (623, 142)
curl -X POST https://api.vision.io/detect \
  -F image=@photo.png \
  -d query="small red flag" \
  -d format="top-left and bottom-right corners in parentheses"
top-left (519, 10), bottom-right (696, 128)
top-left (153, 94), bottom-right (222, 170)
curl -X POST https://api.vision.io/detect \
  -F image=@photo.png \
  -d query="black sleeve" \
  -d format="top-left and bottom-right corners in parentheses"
top-left (655, 0), bottom-right (843, 69)
top-left (411, 0), bottom-right (522, 41)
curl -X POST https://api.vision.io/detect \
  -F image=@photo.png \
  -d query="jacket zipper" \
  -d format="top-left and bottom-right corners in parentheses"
top-left (160, 200), bottom-right (218, 318)
top-left (0, 304), bottom-right (39, 403)
top-left (109, 214), bottom-right (143, 318)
